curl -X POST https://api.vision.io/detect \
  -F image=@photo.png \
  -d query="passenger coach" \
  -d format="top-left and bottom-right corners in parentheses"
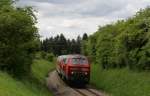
top-left (56, 55), bottom-right (90, 84)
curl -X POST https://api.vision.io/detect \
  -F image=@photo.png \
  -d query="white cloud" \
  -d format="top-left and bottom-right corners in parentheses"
top-left (17, 0), bottom-right (150, 39)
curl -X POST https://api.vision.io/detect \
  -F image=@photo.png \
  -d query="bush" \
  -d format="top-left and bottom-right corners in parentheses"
top-left (41, 52), bottom-right (54, 62)
top-left (45, 53), bottom-right (54, 62)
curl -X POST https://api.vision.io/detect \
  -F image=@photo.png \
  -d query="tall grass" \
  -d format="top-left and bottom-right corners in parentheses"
top-left (31, 59), bottom-right (55, 83)
top-left (0, 71), bottom-right (53, 96)
top-left (90, 64), bottom-right (150, 96)
top-left (0, 57), bottom-right (55, 96)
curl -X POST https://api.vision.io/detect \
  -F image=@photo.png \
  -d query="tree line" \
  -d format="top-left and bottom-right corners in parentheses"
top-left (41, 33), bottom-right (88, 56)
top-left (83, 7), bottom-right (150, 71)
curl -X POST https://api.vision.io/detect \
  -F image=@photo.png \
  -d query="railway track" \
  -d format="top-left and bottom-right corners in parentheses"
top-left (73, 88), bottom-right (101, 96)
top-left (57, 70), bottom-right (102, 96)
top-left (47, 71), bottom-right (105, 96)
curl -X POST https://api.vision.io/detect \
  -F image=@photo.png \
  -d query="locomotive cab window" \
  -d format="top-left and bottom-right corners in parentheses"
top-left (63, 58), bottom-right (67, 64)
top-left (72, 58), bottom-right (88, 64)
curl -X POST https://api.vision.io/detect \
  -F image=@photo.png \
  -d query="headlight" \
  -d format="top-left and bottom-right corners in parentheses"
top-left (85, 72), bottom-right (88, 75)
top-left (71, 71), bottom-right (74, 74)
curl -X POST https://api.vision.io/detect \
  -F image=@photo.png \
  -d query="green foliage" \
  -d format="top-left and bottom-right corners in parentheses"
top-left (90, 64), bottom-right (150, 96)
top-left (31, 58), bottom-right (55, 84)
top-left (83, 7), bottom-right (150, 71)
top-left (0, 1), bottom-right (39, 77)
top-left (40, 52), bottom-right (54, 62)
top-left (81, 40), bottom-right (88, 55)
top-left (82, 33), bottom-right (88, 40)
top-left (0, 0), bottom-right (13, 8)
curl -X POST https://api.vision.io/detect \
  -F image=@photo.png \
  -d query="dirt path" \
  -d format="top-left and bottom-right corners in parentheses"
top-left (47, 71), bottom-right (107, 96)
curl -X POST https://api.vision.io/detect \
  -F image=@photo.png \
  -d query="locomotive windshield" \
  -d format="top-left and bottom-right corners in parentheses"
top-left (72, 58), bottom-right (88, 64)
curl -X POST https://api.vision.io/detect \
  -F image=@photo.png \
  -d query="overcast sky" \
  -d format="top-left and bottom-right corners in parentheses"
top-left (17, 0), bottom-right (150, 39)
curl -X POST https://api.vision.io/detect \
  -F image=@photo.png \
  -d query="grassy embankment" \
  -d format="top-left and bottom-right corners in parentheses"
top-left (32, 58), bottom-right (55, 84)
top-left (90, 64), bottom-right (150, 96)
top-left (0, 57), bottom-right (55, 96)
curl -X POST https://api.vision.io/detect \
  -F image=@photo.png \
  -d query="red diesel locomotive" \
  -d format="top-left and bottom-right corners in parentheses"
top-left (56, 54), bottom-right (90, 84)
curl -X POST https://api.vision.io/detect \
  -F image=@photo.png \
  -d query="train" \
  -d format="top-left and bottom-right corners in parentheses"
top-left (56, 54), bottom-right (90, 84)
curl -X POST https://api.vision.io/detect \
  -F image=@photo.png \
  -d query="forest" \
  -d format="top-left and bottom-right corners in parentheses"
top-left (41, 33), bottom-right (88, 55)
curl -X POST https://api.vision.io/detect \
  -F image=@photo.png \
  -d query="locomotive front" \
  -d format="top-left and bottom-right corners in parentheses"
top-left (67, 55), bottom-right (90, 84)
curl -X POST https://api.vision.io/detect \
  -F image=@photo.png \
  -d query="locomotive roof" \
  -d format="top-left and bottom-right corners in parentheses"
top-left (58, 54), bottom-right (86, 59)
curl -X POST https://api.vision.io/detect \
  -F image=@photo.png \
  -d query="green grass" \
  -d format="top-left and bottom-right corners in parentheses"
top-left (0, 71), bottom-right (53, 96)
top-left (0, 58), bottom-right (55, 96)
top-left (90, 64), bottom-right (150, 96)
top-left (32, 59), bottom-right (55, 83)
